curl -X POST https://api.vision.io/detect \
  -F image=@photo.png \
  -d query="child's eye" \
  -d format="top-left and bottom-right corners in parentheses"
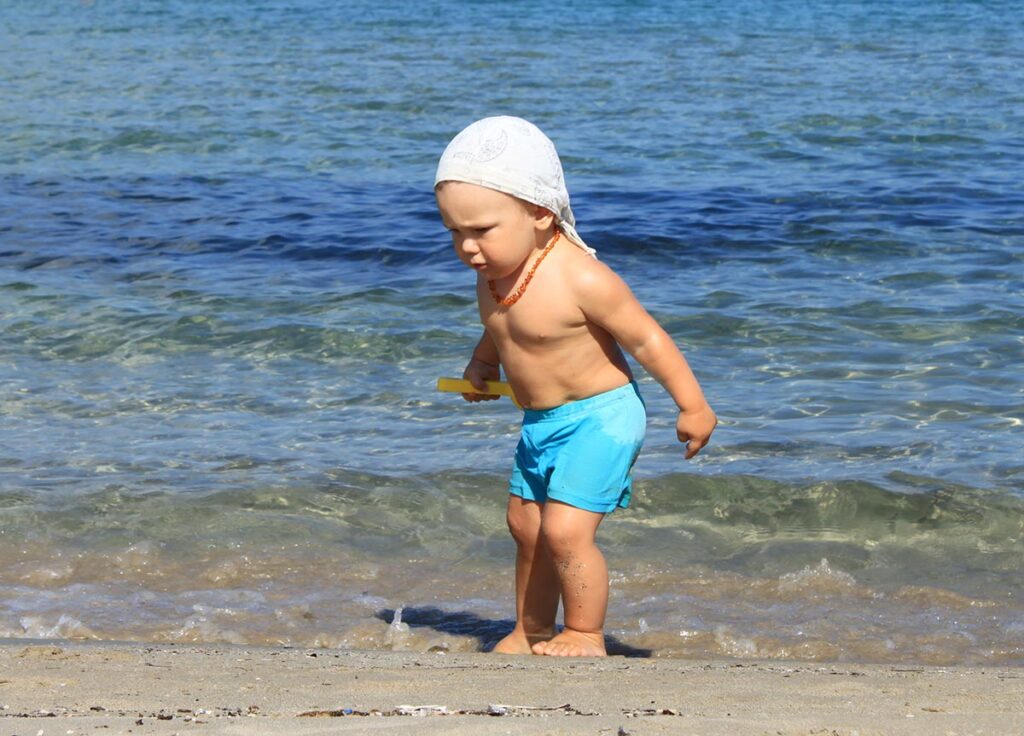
top-left (446, 225), bottom-right (493, 235)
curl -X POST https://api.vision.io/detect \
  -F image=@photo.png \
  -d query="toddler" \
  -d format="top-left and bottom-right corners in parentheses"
top-left (435, 116), bottom-right (716, 657)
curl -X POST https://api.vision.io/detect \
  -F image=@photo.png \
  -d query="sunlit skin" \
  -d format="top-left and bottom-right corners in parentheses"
top-left (436, 181), bottom-right (717, 657)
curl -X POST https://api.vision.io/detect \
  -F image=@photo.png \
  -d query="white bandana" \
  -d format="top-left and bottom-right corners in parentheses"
top-left (435, 116), bottom-right (596, 257)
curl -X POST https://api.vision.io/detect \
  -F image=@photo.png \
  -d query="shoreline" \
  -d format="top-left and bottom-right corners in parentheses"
top-left (2, 640), bottom-right (1023, 734)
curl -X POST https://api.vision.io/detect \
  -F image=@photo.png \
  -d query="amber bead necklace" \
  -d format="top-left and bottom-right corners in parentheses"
top-left (487, 230), bottom-right (560, 307)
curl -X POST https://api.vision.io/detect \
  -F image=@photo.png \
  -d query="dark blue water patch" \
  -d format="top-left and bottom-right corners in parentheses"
top-left (0, 174), bottom-right (453, 271)
top-left (575, 182), bottom-right (1024, 262)
top-left (8, 179), bottom-right (1016, 317)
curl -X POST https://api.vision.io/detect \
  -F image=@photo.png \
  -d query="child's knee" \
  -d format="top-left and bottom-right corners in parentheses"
top-left (539, 516), bottom-right (586, 558)
top-left (506, 499), bottom-right (542, 546)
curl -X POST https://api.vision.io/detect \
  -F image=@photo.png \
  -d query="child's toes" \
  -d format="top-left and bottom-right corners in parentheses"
top-left (538, 630), bottom-right (606, 657)
top-left (546, 641), bottom-right (577, 657)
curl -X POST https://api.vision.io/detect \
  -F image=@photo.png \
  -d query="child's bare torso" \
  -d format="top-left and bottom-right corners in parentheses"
top-left (478, 244), bottom-right (633, 410)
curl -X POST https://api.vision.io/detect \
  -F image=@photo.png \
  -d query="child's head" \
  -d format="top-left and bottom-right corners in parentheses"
top-left (434, 116), bottom-right (595, 257)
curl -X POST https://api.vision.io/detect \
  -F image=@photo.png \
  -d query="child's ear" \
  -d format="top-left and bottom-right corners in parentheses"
top-left (532, 205), bottom-right (556, 229)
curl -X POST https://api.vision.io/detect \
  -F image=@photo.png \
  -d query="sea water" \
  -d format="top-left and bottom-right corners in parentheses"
top-left (1, 1), bottom-right (1022, 664)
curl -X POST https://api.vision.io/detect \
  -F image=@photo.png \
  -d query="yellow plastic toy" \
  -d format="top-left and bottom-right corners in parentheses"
top-left (436, 377), bottom-right (523, 409)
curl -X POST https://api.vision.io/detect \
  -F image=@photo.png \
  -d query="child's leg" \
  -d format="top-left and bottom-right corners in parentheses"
top-left (531, 500), bottom-right (608, 657)
top-left (491, 495), bottom-right (560, 654)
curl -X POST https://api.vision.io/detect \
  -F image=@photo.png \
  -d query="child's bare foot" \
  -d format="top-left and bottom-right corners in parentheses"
top-left (491, 628), bottom-right (554, 655)
top-left (531, 628), bottom-right (606, 657)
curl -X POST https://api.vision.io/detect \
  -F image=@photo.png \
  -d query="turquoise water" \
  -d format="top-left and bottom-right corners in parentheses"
top-left (1, 1), bottom-right (1022, 663)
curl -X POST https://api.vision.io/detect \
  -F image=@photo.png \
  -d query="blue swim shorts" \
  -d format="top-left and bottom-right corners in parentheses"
top-left (509, 382), bottom-right (646, 514)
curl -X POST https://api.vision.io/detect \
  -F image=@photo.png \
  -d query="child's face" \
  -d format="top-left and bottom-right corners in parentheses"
top-left (436, 182), bottom-right (545, 280)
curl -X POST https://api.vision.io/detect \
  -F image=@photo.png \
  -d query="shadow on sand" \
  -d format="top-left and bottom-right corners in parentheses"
top-left (376, 606), bottom-right (652, 657)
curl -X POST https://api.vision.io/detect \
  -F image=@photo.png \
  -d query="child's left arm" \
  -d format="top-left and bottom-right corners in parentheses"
top-left (574, 261), bottom-right (717, 459)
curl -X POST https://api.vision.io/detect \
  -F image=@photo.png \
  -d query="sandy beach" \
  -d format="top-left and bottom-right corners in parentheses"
top-left (1, 642), bottom-right (1022, 735)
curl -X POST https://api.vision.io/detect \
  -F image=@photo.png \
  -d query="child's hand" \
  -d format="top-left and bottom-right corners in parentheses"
top-left (462, 356), bottom-right (501, 402)
top-left (676, 404), bottom-right (717, 459)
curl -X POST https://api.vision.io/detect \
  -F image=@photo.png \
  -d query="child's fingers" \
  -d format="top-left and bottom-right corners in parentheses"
top-left (678, 430), bottom-right (710, 459)
top-left (685, 438), bottom-right (706, 459)
top-left (467, 376), bottom-right (489, 392)
top-left (464, 376), bottom-right (498, 401)
top-left (462, 391), bottom-right (500, 402)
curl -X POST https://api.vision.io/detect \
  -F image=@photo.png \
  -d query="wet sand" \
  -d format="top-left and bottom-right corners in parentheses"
top-left (2, 641), bottom-right (1023, 735)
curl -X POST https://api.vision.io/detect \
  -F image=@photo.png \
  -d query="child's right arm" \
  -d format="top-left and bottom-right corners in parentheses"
top-left (461, 331), bottom-right (501, 402)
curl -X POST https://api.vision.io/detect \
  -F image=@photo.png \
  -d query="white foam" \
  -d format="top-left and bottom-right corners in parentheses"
top-left (778, 558), bottom-right (857, 593)
top-left (714, 626), bottom-right (759, 658)
top-left (14, 614), bottom-right (95, 639)
top-left (384, 605), bottom-right (411, 650)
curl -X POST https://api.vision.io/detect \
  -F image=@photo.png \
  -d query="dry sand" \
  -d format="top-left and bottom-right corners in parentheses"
top-left (1, 640), bottom-right (1023, 735)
